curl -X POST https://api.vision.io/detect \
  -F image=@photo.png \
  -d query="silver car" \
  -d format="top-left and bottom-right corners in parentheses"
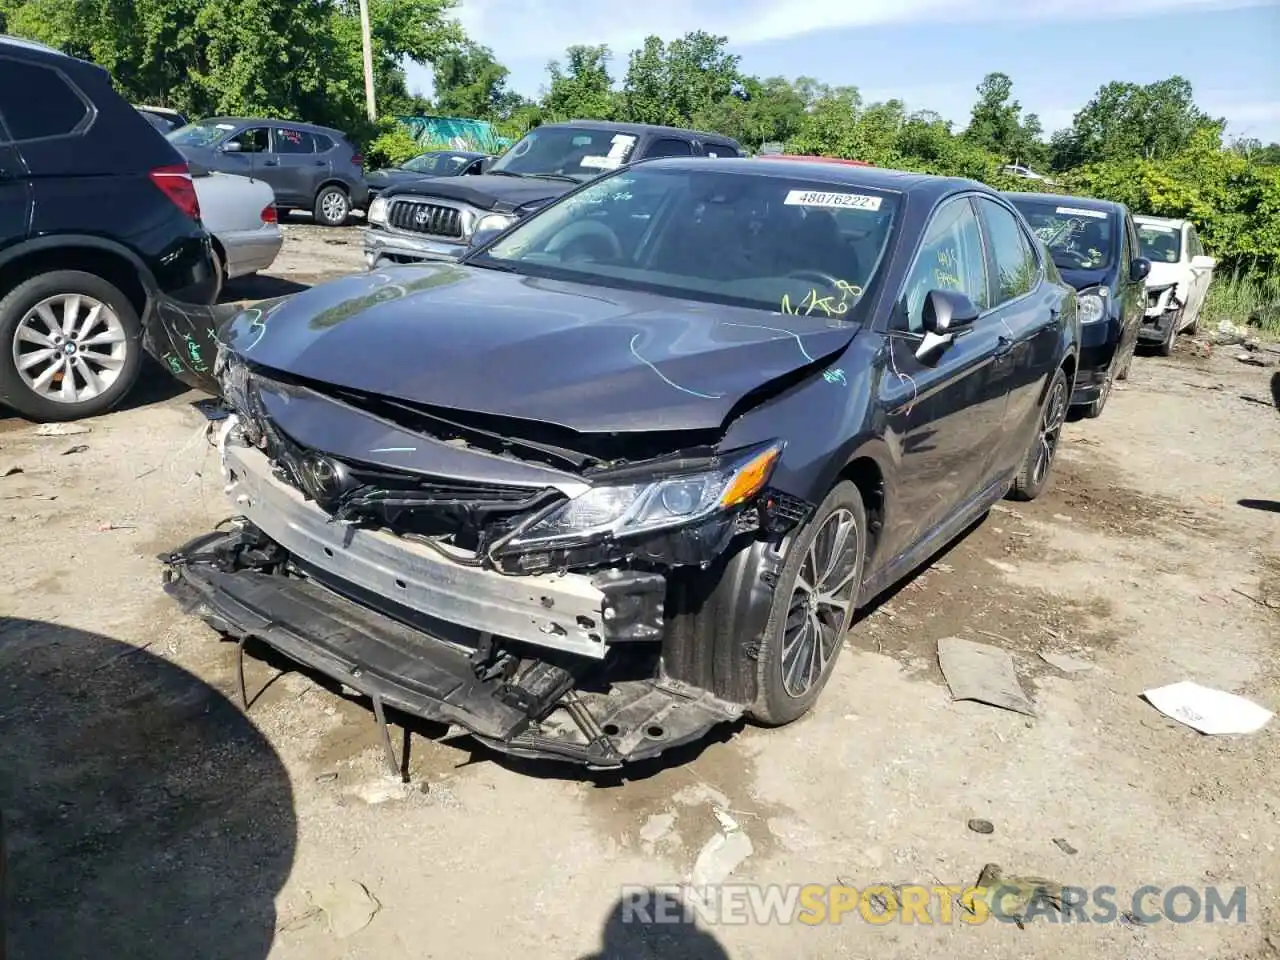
top-left (192, 171), bottom-right (283, 300)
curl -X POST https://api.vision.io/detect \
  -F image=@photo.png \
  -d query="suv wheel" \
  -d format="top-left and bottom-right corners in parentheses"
top-left (0, 270), bottom-right (143, 422)
top-left (314, 186), bottom-right (349, 227)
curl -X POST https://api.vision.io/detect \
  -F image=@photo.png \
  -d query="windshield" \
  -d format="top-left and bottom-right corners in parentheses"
top-left (402, 152), bottom-right (474, 175)
top-left (488, 126), bottom-right (639, 180)
top-left (167, 122), bottom-right (235, 148)
top-left (1136, 222), bottom-right (1182, 263)
top-left (1008, 198), bottom-right (1114, 270)
top-left (474, 165), bottom-right (900, 317)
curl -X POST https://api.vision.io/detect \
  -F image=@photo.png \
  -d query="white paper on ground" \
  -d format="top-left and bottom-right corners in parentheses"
top-left (1143, 681), bottom-right (1273, 735)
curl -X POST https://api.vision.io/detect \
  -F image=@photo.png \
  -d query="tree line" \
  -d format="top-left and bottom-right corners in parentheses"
top-left (1, 1), bottom-right (1276, 278)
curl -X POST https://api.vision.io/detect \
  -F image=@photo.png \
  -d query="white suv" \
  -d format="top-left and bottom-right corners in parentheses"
top-left (1134, 215), bottom-right (1216, 355)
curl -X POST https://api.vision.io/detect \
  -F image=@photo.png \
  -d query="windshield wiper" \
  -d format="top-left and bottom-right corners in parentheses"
top-left (522, 173), bottom-right (581, 183)
top-left (486, 170), bottom-right (525, 178)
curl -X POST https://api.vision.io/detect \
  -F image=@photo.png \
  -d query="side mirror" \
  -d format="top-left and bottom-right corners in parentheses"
top-left (479, 156), bottom-right (497, 173)
top-left (220, 140), bottom-right (242, 153)
top-left (1191, 254), bottom-right (1216, 270)
top-left (916, 289), bottom-right (979, 363)
top-left (1129, 257), bottom-right (1151, 282)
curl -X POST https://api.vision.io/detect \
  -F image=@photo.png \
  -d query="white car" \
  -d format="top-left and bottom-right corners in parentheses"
top-left (1134, 215), bottom-right (1216, 355)
top-left (191, 170), bottom-right (283, 301)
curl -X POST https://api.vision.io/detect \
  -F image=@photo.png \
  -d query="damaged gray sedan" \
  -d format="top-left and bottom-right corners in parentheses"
top-left (152, 158), bottom-right (1079, 767)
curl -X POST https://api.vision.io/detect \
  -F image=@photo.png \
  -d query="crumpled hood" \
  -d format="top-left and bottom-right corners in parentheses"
top-left (215, 264), bottom-right (859, 435)
top-left (1058, 265), bottom-right (1112, 292)
top-left (1144, 261), bottom-right (1184, 293)
top-left (387, 174), bottom-right (570, 213)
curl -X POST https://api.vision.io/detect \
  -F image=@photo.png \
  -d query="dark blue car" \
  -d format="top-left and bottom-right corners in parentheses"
top-left (1004, 192), bottom-right (1150, 418)
top-left (151, 159), bottom-right (1081, 768)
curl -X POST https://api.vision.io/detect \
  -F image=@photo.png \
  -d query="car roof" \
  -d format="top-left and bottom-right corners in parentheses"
top-left (0, 34), bottom-right (65, 58)
top-left (1003, 190), bottom-right (1127, 215)
top-left (419, 149), bottom-right (489, 159)
top-left (636, 156), bottom-right (987, 199)
top-left (547, 119), bottom-right (742, 147)
top-left (200, 116), bottom-right (348, 137)
top-left (760, 155), bottom-right (873, 166)
top-left (1134, 214), bottom-right (1187, 229)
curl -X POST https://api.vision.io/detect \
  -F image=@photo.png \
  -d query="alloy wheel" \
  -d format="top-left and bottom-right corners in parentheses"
top-left (1032, 375), bottom-right (1069, 487)
top-left (321, 191), bottom-right (348, 223)
top-left (11, 294), bottom-right (128, 405)
top-left (781, 508), bottom-right (860, 698)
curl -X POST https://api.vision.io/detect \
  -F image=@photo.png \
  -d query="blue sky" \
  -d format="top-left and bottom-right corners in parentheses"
top-left (404, 0), bottom-right (1280, 142)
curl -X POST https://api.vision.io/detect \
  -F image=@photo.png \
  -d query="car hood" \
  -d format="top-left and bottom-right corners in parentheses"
top-left (214, 264), bottom-right (859, 435)
top-left (389, 174), bottom-right (571, 213)
top-left (1144, 262), bottom-right (1184, 290)
top-left (368, 168), bottom-right (440, 187)
top-left (1057, 265), bottom-right (1112, 292)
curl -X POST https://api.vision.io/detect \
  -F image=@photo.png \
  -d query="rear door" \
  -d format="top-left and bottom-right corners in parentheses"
top-left (0, 117), bottom-right (31, 252)
top-left (880, 195), bottom-right (1008, 559)
top-left (270, 126), bottom-right (320, 207)
top-left (972, 195), bottom-right (1061, 477)
top-left (1185, 225), bottom-right (1212, 320)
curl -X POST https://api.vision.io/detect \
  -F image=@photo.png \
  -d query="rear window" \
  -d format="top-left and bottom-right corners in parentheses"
top-left (0, 57), bottom-right (90, 141)
top-left (313, 133), bottom-right (335, 152)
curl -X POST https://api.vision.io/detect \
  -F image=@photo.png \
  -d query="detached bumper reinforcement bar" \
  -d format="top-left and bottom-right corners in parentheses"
top-left (162, 532), bottom-right (741, 768)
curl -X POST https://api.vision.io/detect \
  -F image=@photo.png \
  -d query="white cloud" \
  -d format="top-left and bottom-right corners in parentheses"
top-left (452, 0), bottom-right (1274, 62)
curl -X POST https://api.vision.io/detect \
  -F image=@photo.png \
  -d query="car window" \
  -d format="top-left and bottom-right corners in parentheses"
top-left (901, 197), bottom-right (989, 333)
top-left (1007, 198), bottom-right (1113, 271)
top-left (229, 127), bottom-right (269, 153)
top-left (0, 57), bottom-right (90, 141)
top-left (645, 138), bottom-right (694, 159)
top-left (313, 133), bottom-right (334, 153)
top-left (489, 125), bottom-right (641, 180)
top-left (705, 143), bottom-right (739, 158)
top-left (976, 198), bottom-right (1037, 304)
top-left (1188, 227), bottom-right (1203, 257)
top-left (273, 127), bottom-right (315, 154)
top-left (479, 165), bottom-right (900, 318)
top-left (1137, 222), bottom-right (1181, 263)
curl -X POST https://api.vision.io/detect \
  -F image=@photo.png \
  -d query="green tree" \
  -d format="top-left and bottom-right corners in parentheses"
top-left (432, 41), bottom-right (526, 120)
top-left (963, 72), bottom-right (1047, 168)
top-left (1050, 76), bottom-right (1223, 169)
top-left (619, 31), bottom-right (743, 128)
top-left (542, 44), bottom-right (615, 120)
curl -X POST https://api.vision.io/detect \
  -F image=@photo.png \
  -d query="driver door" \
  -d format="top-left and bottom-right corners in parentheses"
top-left (879, 196), bottom-right (1010, 561)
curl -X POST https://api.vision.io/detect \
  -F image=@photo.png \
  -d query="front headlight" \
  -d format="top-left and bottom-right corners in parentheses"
top-left (507, 442), bottom-right (784, 549)
top-left (472, 212), bottom-right (517, 237)
top-left (1078, 292), bottom-right (1105, 324)
top-left (368, 196), bottom-right (389, 225)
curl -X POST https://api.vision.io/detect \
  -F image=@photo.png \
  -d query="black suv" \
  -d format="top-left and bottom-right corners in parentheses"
top-left (0, 36), bottom-right (216, 422)
top-left (169, 118), bottom-right (370, 227)
top-left (364, 120), bottom-right (743, 266)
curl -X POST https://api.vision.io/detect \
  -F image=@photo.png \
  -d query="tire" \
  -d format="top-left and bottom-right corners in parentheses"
top-left (746, 481), bottom-right (867, 726)
top-left (209, 245), bottom-right (225, 304)
top-left (1008, 366), bottom-right (1069, 501)
top-left (0, 270), bottom-right (143, 422)
top-left (313, 186), bottom-right (350, 227)
top-left (1157, 308), bottom-right (1181, 357)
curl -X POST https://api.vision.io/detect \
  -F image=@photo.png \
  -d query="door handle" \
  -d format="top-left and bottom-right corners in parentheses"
top-left (314, 160), bottom-right (326, 166)
top-left (262, 159), bottom-right (279, 166)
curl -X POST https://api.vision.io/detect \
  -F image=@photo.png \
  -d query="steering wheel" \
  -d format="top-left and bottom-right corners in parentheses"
top-left (546, 220), bottom-right (623, 261)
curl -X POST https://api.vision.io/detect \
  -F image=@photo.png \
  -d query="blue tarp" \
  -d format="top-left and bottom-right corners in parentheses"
top-left (393, 115), bottom-right (513, 153)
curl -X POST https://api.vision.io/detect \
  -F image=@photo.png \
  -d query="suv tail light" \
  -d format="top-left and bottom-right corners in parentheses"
top-left (261, 203), bottom-right (278, 224)
top-left (149, 163), bottom-right (201, 221)
top-left (351, 152), bottom-right (364, 169)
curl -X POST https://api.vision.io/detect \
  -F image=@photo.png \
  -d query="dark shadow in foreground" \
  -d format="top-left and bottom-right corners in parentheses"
top-left (0, 617), bottom-right (296, 960)
top-left (580, 892), bottom-right (732, 960)
top-left (1238, 498), bottom-right (1280, 514)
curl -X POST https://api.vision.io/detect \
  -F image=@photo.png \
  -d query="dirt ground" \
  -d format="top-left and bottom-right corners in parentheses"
top-left (1, 223), bottom-right (1277, 960)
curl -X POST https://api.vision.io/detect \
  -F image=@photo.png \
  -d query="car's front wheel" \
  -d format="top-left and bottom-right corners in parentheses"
top-left (1008, 366), bottom-right (1069, 501)
top-left (313, 186), bottom-right (350, 227)
top-left (748, 481), bottom-right (867, 726)
top-left (1157, 307), bottom-right (1182, 357)
top-left (0, 270), bottom-right (143, 422)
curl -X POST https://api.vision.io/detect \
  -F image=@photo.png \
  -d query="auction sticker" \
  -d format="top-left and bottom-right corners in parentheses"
top-left (1056, 206), bottom-right (1108, 219)
top-left (785, 190), bottom-right (882, 211)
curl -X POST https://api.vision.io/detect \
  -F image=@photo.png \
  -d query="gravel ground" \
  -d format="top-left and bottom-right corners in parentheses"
top-left (1, 223), bottom-right (1277, 960)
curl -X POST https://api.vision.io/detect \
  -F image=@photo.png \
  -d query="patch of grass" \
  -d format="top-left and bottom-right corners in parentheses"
top-left (1202, 269), bottom-right (1280, 336)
